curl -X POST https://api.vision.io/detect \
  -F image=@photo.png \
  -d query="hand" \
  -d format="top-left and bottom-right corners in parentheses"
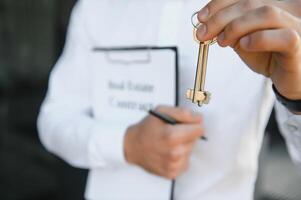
top-left (196, 0), bottom-right (301, 100)
top-left (124, 106), bottom-right (204, 179)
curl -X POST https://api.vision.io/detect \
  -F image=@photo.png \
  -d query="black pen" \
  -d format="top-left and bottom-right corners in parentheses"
top-left (148, 109), bottom-right (208, 141)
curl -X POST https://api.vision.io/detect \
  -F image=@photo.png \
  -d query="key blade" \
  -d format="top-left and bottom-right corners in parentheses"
top-left (194, 44), bottom-right (205, 92)
top-left (187, 32), bottom-right (214, 107)
top-left (186, 89), bottom-right (194, 100)
top-left (199, 44), bottom-right (209, 91)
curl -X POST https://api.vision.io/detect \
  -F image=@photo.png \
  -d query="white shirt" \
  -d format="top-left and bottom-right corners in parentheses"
top-left (37, 0), bottom-right (301, 199)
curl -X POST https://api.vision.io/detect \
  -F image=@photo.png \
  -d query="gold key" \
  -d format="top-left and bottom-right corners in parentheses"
top-left (186, 19), bottom-right (216, 106)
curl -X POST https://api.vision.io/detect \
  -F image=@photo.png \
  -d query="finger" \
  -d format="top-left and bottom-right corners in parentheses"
top-left (182, 156), bottom-right (190, 171)
top-left (197, 3), bottom-right (243, 42)
top-left (273, 0), bottom-right (301, 18)
top-left (180, 143), bottom-right (195, 158)
top-left (154, 106), bottom-right (202, 124)
top-left (219, 6), bottom-right (297, 47)
top-left (198, 0), bottom-right (238, 22)
top-left (169, 156), bottom-right (190, 172)
top-left (152, 155), bottom-right (180, 179)
top-left (163, 155), bottom-right (190, 179)
top-left (144, 156), bottom-right (167, 178)
top-left (164, 124), bottom-right (204, 146)
top-left (165, 142), bottom-right (195, 161)
top-left (161, 156), bottom-right (181, 179)
top-left (239, 28), bottom-right (301, 56)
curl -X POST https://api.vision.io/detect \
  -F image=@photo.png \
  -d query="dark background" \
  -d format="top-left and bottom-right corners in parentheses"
top-left (0, 1), bottom-right (300, 200)
top-left (0, 1), bottom-right (87, 200)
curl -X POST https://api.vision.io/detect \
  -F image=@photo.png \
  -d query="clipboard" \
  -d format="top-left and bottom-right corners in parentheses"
top-left (92, 46), bottom-right (179, 108)
top-left (88, 46), bottom-right (180, 200)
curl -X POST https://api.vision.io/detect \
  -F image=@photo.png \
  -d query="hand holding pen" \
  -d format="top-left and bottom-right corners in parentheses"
top-left (148, 109), bottom-right (207, 141)
top-left (124, 106), bottom-right (206, 180)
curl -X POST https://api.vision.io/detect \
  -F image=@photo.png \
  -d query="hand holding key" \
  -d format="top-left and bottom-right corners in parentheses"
top-left (196, 0), bottom-right (301, 101)
top-left (187, 14), bottom-right (216, 106)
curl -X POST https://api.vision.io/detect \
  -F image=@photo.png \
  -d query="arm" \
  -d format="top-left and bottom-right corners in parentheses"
top-left (195, 0), bottom-right (301, 167)
top-left (38, 2), bottom-right (204, 179)
top-left (196, 0), bottom-right (301, 102)
top-left (37, 1), bottom-right (127, 169)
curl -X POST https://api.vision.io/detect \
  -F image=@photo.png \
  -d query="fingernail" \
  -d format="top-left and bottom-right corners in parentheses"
top-left (240, 36), bottom-right (250, 48)
top-left (217, 32), bottom-right (225, 44)
top-left (198, 7), bottom-right (209, 21)
top-left (197, 24), bottom-right (207, 39)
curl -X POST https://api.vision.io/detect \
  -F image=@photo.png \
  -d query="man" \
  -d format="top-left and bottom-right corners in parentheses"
top-left (37, 0), bottom-right (301, 199)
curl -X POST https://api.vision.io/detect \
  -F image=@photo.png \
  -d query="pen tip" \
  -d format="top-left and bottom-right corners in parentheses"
top-left (201, 136), bottom-right (208, 141)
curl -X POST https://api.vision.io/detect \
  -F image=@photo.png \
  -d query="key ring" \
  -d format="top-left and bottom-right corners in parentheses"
top-left (191, 11), bottom-right (216, 45)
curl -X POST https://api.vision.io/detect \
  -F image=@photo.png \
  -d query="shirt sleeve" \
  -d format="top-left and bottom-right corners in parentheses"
top-left (37, 1), bottom-right (128, 169)
top-left (275, 100), bottom-right (301, 171)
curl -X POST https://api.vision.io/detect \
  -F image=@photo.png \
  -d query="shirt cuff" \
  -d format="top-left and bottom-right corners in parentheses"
top-left (276, 101), bottom-right (301, 166)
top-left (276, 101), bottom-right (301, 137)
top-left (88, 122), bottom-right (128, 168)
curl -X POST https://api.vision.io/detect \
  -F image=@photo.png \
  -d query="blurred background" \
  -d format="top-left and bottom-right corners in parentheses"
top-left (0, 1), bottom-right (300, 200)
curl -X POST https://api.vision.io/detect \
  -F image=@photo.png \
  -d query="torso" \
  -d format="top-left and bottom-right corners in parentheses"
top-left (83, 0), bottom-right (275, 199)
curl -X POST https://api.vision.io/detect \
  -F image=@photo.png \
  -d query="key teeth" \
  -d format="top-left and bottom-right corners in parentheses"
top-left (186, 89), bottom-right (211, 106)
top-left (203, 92), bottom-right (211, 104)
top-left (197, 91), bottom-right (211, 106)
top-left (186, 89), bottom-right (194, 100)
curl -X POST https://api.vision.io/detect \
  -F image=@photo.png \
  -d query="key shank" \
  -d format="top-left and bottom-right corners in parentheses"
top-left (197, 43), bottom-right (208, 92)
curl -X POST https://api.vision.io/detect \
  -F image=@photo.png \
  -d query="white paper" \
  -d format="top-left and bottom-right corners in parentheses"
top-left (90, 47), bottom-right (177, 126)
